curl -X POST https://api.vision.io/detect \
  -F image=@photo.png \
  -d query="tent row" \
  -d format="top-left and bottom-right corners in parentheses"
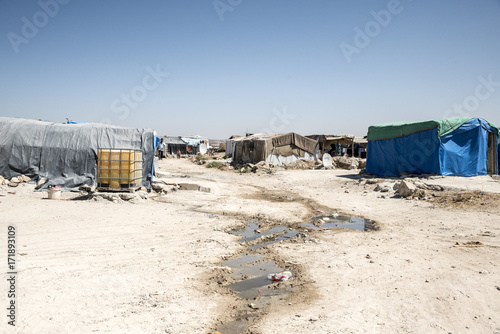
top-left (226, 133), bottom-right (367, 165)
top-left (226, 117), bottom-right (499, 177)
top-left (0, 117), bottom-right (498, 191)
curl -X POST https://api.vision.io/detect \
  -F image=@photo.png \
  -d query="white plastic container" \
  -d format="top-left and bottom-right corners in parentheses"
top-left (48, 188), bottom-right (61, 199)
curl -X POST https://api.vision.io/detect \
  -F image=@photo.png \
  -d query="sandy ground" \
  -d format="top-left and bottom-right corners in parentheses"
top-left (1, 157), bottom-right (500, 334)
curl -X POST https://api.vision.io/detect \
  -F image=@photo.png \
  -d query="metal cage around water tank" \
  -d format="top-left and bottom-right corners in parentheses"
top-left (97, 149), bottom-right (142, 191)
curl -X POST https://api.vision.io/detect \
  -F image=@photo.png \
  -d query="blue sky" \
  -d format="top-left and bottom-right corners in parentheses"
top-left (1, 0), bottom-right (499, 138)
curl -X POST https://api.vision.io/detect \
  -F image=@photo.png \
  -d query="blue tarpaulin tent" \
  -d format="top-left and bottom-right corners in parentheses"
top-left (366, 118), bottom-right (499, 177)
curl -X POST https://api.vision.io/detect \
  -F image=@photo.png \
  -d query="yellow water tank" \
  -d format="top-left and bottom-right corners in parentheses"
top-left (97, 149), bottom-right (142, 189)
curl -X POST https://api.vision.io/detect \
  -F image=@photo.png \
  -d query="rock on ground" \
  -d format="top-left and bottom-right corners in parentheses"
top-left (374, 182), bottom-right (393, 193)
top-left (396, 180), bottom-right (417, 197)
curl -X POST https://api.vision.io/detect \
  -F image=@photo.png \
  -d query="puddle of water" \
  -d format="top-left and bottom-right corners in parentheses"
top-left (223, 254), bottom-right (285, 300)
top-left (218, 252), bottom-right (294, 334)
top-left (217, 214), bottom-right (375, 333)
top-left (308, 215), bottom-right (376, 231)
top-left (229, 221), bottom-right (300, 249)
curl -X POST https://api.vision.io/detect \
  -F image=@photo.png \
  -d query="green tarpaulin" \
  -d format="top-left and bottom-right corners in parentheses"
top-left (367, 117), bottom-right (499, 141)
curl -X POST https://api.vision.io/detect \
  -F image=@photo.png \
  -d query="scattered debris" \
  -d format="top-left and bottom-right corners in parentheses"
top-left (454, 241), bottom-right (483, 247)
top-left (285, 159), bottom-right (322, 170)
top-left (92, 191), bottom-right (149, 203)
top-left (333, 156), bottom-right (362, 170)
top-left (267, 271), bottom-right (293, 282)
top-left (79, 185), bottom-right (96, 192)
top-left (35, 177), bottom-right (49, 190)
top-left (431, 190), bottom-right (500, 209)
top-left (152, 181), bottom-right (179, 193)
top-left (374, 183), bottom-right (392, 193)
top-left (206, 161), bottom-right (225, 169)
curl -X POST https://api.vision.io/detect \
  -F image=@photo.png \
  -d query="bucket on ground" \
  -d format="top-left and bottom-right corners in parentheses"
top-left (47, 186), bottom-right (62, 199)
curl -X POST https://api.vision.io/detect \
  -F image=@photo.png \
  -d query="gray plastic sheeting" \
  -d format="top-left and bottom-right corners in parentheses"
top-left (0, 117), bottom-right (155, 190)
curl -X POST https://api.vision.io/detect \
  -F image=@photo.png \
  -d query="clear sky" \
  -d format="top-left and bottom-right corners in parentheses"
top-left (1, 0), bottom-right (499, 138)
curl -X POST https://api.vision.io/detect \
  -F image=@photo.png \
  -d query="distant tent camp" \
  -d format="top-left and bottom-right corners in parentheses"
top-left (163, 136), bottom-right (188, 155)
top-left (232, 132), bottom-right (319, 165)
top-left (0, 117), bottom-right (156, 189)
top-left (366, 117), bottom-right (499, 177)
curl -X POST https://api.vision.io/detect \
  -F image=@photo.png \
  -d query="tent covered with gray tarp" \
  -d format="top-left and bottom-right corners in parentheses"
top-left (232, 132), bottom-right (319, 165)
top-left (0, 117), bottom-right (155, 189)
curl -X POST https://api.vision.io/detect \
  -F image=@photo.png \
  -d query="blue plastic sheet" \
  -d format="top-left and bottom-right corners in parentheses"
top-left (366, 128), bottom-right (440, 177)
top-left (367, 118), bottom-right (499, 177)
top-left (439, 119), bottom-right (492, 176)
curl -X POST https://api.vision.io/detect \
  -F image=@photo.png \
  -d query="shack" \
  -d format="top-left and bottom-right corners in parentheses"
top-left (306, 134), bottom-right (367, 158)
top-left (225, 135), bottom-right (244, 158)
top-left (232, 132), bottom-right (319, 165)
top-left (181, 136), bottom-right (209, 154)
top-left (164, 136), bottom-right (188, 156)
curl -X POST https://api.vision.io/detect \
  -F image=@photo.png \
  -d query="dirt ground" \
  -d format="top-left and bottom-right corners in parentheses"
top-left (1, 157), bottom-right (500, 334)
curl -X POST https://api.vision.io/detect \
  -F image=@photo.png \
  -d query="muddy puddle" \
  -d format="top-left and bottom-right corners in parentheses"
top-left (215, 251), bottom-right (294, 333)
top-left (223, 254), bottom-right (292, 300)
top-left (213, 224), bottom-right (296, 333)
top-left (214, 214), bottom-right (375, 333)
top-left (230, 221), bottom-right (299, 249)
top-left (306, 214), bottom-right (376, 231)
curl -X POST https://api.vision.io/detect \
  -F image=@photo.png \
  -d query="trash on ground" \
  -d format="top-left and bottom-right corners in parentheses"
top-left (454, 241), bottom-right (483, 247)
top-left (267, 270), bottom-right (293, 281)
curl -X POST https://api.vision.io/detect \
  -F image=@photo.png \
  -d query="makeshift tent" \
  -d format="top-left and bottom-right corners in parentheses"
top-left (0, 117), bottom-right (155, 189)
top-left (181, 136), bottom-right (209, 154)
top-left (354, 137), bottom-right (368, 158)
top-left (163, 136), bottom-right (188, 155)
top-left (225, 135), bottom-right (244, 157)
top-left (366, 117), bottom-right (499, 177)
top-left (307, 134), bottom-right (367, 158)
top-left (232, 133), bottom-right (319, 165)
